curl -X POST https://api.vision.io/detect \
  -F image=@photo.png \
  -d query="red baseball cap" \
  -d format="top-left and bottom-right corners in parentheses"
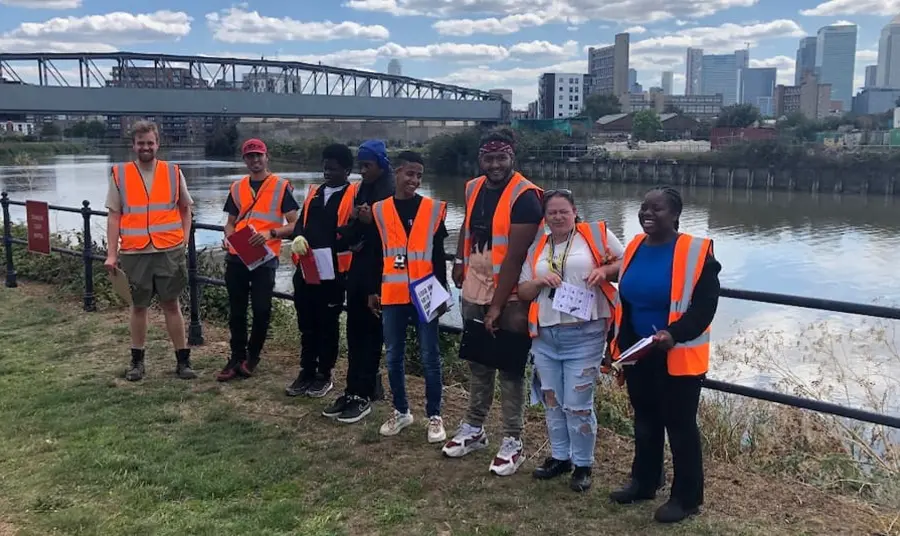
top-left (241, 138), bottom-right (267, 155)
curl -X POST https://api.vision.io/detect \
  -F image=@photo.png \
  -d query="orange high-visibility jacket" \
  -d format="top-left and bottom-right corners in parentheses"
top-left (227, 174), bottom-right (291, 257)
top-left (112, 160), bottom-right (185, 251)
top-left (526, 221), bottom-right (619, 338)
top-left (461, 172), bottom-right (542, 287)
top-left (301, 181), bottom-right (360, 273)
top-left (610, 233), bottom-right (713, 376)
top-left (372, 195), bottom-right (447, 306)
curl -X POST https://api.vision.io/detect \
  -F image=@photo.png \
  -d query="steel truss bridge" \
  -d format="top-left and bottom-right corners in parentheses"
top-left (0, 52), bottom-right (506, 121)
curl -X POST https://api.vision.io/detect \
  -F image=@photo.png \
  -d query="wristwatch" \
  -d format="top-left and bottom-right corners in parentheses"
top-left (269, 229), bottom-right (277, 239)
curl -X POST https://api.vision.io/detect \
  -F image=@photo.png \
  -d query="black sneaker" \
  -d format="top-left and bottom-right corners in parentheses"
top-left (322, 393), bottom-right (351, 418)
top-left (532, 457), bottom-right (573, 480)
top-left (336, 395), bottom-right (371, 424)
top-left (285, 371), bottom-right (314, 397)
top-left (570, 466), bottom-right (592, 492)
top-left (306, 374), bottom-right (334, 398)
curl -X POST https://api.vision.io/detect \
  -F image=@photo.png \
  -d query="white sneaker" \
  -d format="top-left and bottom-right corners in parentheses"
top-left (489, 436), bottom-right (525, 476)
top-left (379, 410), bottom-right (414, 436)
top-left (441, 422), bottom-right (488, 458)
top-left (427, 416), bottom-right (447, 444)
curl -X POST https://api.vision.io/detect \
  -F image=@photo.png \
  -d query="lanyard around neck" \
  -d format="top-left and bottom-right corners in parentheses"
top-left (547, 229), bottom-right (575, 279)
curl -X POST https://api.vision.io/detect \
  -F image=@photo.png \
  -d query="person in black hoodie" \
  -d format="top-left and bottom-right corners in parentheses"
top-left (322, 139), bottom-right (395, 424)
top-left (285, 144), bottom-right (359, 399)
top-left (607, 186), bottom-right (721, 524)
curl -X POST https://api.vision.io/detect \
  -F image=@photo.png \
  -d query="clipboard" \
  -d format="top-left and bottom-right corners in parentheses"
top-left (108, 266), bottom-right (133, 305)
top-left (225, 224), bottom-right (276, 271)
top-left (459, 319), bottom-right (532, 375)
top-left (611, 336), bottom-right (655, 372)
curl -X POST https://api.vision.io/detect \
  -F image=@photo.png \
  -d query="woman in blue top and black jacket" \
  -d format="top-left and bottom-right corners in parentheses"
top-left (608, 186), bottom-right (721, 524)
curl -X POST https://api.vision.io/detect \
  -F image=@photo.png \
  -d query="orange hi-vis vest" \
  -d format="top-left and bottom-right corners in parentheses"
top-left (462, 172), bottom-right (542, 287)
top-left (372, 195), bottom-right (447, 306)
top-left (302, 181), bottom-right (360, 273)
top-left (112, 160), bottom-right (185, 251)
top-left (610, 233), bottom-right (713, 376)
top-left (526, 221), bottom-right (619, 338)
top-left (227, 174), bottom-right (290, 257)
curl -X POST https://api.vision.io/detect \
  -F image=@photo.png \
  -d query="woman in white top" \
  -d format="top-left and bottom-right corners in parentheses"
top-left (517, 189), bottom-right (624, 492)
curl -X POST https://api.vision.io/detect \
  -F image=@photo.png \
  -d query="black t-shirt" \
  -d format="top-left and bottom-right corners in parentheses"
top-left (468, 186), bottom-right (542, 252)
top-left (373, 194), bottom-right (449, 292)
top-left (223, 178), bottom-right (300, 267)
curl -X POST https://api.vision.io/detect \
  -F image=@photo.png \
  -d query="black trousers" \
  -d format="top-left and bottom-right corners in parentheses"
top-left (293, 270), bottom-right (344, 380)
top-left (344, 290), bottom-right (384, 400)
top-left (624, 350), bottom-right (704, 509)
top-left (224, 261), bottom-right (276, 361)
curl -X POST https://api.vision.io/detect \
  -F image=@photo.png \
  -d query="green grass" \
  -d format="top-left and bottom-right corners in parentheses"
top-left (0, 284), bottom-right (893, 536)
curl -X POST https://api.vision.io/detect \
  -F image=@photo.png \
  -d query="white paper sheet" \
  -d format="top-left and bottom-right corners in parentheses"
top-left (312, 248), bottom-right (335, 280)
top-left (550, 282), bottom-right (595, 321)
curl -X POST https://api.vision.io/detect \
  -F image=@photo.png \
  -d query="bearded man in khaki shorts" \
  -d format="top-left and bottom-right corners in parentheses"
top-left (103, 120), bottom-right (196, 381)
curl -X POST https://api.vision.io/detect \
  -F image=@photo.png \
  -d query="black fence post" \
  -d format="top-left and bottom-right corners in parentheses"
top-left (186, 217), bottom-right (204, 345)
top-left (81, 200), bottom-right (96, 312)
top-left (1, 191), bottom-right (16, 288)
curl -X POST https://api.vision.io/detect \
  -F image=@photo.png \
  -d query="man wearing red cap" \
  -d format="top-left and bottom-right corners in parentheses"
top-left (218, 138), bottom-right (300, 381)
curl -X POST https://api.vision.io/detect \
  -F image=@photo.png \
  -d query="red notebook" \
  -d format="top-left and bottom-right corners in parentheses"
top-left (225, 225), bottom-right (275, 271)
top-left (611, 336), bottom-right (655, 373)
top-left (292, 251), bottom-right (321, 284)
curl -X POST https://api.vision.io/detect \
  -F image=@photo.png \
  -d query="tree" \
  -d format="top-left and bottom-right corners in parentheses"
top-left (715, 103), bottom-right (761, 128)
top-left (632, 110), bottom-right (663, 141)
top-left (40, 122), bottom-right (61, 139)
top-left (579, 93), bottom-right (622, 121)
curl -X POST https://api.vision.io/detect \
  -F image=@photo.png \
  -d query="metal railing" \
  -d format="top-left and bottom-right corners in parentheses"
top-left (3, 192), bottom-right (900, 430)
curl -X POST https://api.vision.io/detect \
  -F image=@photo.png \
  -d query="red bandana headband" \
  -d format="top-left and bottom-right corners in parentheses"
top-left (478, 140), bottom-right (514, 156)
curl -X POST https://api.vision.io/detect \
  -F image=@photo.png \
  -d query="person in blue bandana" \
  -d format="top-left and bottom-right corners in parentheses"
top-left (322, 139), bottom-right (396, 424)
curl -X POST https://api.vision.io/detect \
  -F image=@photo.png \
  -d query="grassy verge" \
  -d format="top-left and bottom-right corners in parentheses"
top-left (1, 224), bottom-right (898, 534)
top-left (0, 283), bottom-right (896, 536)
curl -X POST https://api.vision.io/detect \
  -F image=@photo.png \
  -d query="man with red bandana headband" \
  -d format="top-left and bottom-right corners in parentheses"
top-left (441, 128), bottom-right (544, 477)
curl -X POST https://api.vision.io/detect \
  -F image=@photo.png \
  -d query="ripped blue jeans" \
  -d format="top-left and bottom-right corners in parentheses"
top-left (530, 320), bottom-right (607, 468)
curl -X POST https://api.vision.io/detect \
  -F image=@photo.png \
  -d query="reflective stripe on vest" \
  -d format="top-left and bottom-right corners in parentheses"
top-left (526, 221), bottom-right (619, 338)
top-left (227, 175), bottom-right (289, 257)
top-left (461, 172), bottom-right (542, 287)
top-left (113, 160), bottom-right (185, 251)
top-left (301, 181), bottom-right (359, 273)
top-left (610, 233), bottom-right (712, 376)
top-left (373, 196), bottom-right (446, 306)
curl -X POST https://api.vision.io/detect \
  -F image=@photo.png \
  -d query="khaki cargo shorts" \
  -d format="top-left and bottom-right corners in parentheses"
top-left (119, 248), bottom-right (188, 308)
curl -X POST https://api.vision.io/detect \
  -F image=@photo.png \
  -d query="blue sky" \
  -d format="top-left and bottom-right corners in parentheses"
top-left (0, 0), bottom-right (896, 107)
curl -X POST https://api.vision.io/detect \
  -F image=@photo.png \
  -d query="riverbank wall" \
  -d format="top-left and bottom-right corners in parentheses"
top-left (514, 159), bottom-right (898, 196)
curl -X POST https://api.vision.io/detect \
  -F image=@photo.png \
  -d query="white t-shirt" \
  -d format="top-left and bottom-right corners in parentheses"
top-left (322, 184), bottom-right (347, 205)
top-left (519, 229), bottom-right (625, 328)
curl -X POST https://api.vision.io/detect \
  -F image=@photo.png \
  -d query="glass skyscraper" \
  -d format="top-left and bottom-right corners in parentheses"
top-left (816, 24), bottom-right (857, 110)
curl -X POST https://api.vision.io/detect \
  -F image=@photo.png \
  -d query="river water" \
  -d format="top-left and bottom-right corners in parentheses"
top-left (2, 153), bottom-right (899, 414)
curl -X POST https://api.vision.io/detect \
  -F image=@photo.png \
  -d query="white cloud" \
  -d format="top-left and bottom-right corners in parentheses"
top-left (0, 0), bottom-right (80, 7)
top-left (218, 39), bottom-right (575, 71)
top-left (800, 0), bottom-right (900, 16)
top-left (206, 7), bottom-right (389, 44)
top-left (632, 19), bottom-right (805, 55)
top-left (507, 40), bottom-right (578, 59)
top-left (857, 49), bottom-right (878, 62)
top-left (623, 25), bottom-right (648, 34)
top-left (0, 10), bottom-right (192, 53)
top-left (432, 13), bottom-right (549, 36)
top-left (348, 0), bottom-right (759, 28)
